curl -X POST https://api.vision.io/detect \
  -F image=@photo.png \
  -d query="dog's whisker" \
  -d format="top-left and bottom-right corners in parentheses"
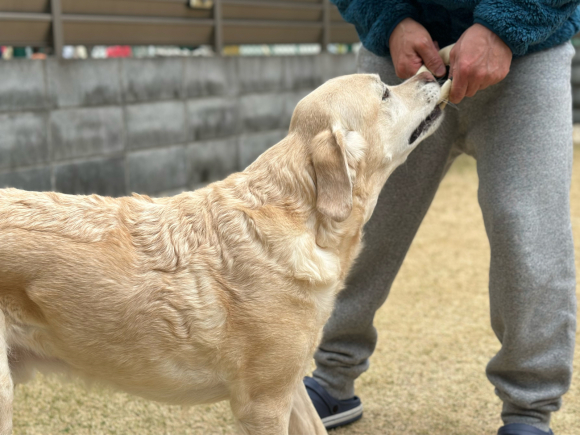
top-left (445, 101), bottom-right (459, 111)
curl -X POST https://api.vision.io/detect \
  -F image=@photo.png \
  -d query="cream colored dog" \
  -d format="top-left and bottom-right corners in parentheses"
top-left (0, 71), bottom-right (448, 435)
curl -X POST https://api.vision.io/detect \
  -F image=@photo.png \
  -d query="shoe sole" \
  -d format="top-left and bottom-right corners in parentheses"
top-left (322, 403), bottom-right (363, 429)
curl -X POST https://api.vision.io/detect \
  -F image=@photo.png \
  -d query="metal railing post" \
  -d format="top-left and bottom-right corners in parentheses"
top-left (0, 1), bottom-right (357, 52)
top-left (51, 0), bottom-right (64, 58)
top-left (214, 0), bottom-right (223, 55)
top-left (322, 0), bottom-right (330, 52)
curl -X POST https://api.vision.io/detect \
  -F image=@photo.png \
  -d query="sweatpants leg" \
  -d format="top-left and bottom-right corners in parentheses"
top-left (313, 47), bottom-right (459, 400)
top-left (465, 42), bottom-right (577, 431)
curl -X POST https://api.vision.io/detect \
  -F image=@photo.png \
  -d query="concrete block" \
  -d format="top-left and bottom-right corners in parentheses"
top-left (0, 60), bottom-right (47, 112)
top-left (283, 56), bottom-right (323, 91)
top-left (186, 138), bottom-right (239, 187)
top-left (240, 93), bottom-right (285, 133)
top-left (321, 53), bottom-right (357, 82)
top-left (237, 56), bottom-right (285, 94)
top-left (239, 91), bottom-right (307, 133)
top-left (239, 130), bottom-right (287, 169)
top-left (47, 59), bottom-right (122, 108)
top-left (187, 98), bottom-right (239, 141)
top-left (573, 48), bottom-right (580, 65)
top-left (184, 57), bottom-right (238, 98)
top-left (55, 157), bottom-right (126, 197)
top-left (573, 88), bottom-right (580, 109)
top-left (127, 145), bottom-right (187, 195)
top-left (126, 101), bottom-right (186, 150)
top-left (122, 57), bottom-right (184, 103)
top-left (0, 112), bottom-right (48, 170)
top-left (572, 65), bottom-right (580, 86)
top-left (0, 167), bottom-right (51, 192)
top-left (154, 187), bottom-right (187, 198)
top-left (50, 106), bottom-right (125, 161)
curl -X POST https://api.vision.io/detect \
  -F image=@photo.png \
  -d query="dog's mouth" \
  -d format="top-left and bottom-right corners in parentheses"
top-left (408, 106), bottom-right (442, 144)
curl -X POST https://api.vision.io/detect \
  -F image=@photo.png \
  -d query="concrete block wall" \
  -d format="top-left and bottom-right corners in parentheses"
top-left (0, 53), bottom-right (356, 197)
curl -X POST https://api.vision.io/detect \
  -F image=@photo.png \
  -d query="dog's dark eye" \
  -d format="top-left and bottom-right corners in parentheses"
top-left (382, 88), bottom-right (390, 100)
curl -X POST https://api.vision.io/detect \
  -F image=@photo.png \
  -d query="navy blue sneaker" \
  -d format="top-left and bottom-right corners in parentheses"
top-left (498, 423), bottom-right (554, 435)
top-left (303, 376), bottom-right (363, 429)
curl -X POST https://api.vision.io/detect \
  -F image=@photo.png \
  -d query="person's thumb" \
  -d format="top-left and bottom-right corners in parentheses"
top-left (416, 41), bottom-right (446, 77)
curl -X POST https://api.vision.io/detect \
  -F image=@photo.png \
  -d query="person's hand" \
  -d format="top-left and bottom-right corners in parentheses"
top-left (448, 24), bottom-right (512, 104)
top-left (389, 18), bottom-right (446, 79)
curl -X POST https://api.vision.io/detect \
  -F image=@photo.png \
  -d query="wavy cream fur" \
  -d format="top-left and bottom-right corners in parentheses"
top-left (0, 73), bottom-right (443, 435)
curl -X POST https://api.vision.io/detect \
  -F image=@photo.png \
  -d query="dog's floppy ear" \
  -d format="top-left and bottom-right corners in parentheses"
top-left (310, 129), bottom-right (352, 222)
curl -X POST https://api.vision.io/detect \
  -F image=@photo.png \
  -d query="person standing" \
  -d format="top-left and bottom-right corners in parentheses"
top-left (304, 1), bottom-right (580, 434)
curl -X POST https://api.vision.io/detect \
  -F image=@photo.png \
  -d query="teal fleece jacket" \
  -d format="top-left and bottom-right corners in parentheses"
top-left (332, 0), bottom-right (580, 57)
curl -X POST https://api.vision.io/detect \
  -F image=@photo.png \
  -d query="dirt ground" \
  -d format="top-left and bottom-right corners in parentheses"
top-left (12, 147), bottom-right (580, 435)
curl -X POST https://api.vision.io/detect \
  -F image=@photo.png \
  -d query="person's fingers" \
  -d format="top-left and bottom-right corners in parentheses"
top-left (450, 79), bottom-right (467, 104)
top-left (415, 38), bottom-right (446, 77)
top-left (395, 54), bottom-right (423, 79)
top-left (433, 40), bottom-right (440, 51)
top-left (449, 64), bottom-right (468, 104)
top-left (465, 82), bottom-right (480, 98)
top-left (477, 74), bottom-right (496, 91)
top-left (394, 63), bottom-right (413, 79)
top-left (406, 59), bottom-right (424, 77)
top-left (396, 67), bottom-right (414, 79)
top-left (448, 45), bottom-right (457, 77)
top-left (468, 68), bottom-right (488, 95)
top-left (453, 61), bottom-right (490, 100)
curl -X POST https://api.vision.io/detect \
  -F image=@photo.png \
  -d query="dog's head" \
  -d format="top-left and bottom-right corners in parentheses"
top-left (289, 72), bottom-right (444, 222)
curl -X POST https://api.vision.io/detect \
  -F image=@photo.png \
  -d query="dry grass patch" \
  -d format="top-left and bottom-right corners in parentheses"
top-left (13, 149), bottom-right (580, 435)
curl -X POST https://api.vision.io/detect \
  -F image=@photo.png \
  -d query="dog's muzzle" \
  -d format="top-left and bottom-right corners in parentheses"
top-left (414, 44), bottom-right (454, 109)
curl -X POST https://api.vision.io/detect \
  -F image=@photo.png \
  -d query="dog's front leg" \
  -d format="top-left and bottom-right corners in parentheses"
top-left (230, 387), bottom-right (294, 435)
top-left (0, 311), bottom-right (14, 435)
top-left (289, 381), bottom-right (327, 435)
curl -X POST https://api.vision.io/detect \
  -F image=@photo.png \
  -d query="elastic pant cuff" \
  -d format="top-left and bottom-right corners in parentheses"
top-left (502, 402), bottom-right (552, 433)
top-left (312, 369), bottom-right (356, 401)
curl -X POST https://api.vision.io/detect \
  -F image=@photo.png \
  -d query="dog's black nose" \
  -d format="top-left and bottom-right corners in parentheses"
top-left (436, 66), bottom-right (451, 85)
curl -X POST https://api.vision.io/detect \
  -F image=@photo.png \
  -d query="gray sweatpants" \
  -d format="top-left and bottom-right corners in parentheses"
top-left (313, 42), bottom-right (577, 432)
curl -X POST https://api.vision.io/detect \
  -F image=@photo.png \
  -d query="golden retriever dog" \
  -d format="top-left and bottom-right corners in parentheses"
top-left (0, 71), bottom-right (448, 435)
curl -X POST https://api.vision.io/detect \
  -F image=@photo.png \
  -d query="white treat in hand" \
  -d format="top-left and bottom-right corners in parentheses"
top-left (439, 79), bottom-right (452, 109)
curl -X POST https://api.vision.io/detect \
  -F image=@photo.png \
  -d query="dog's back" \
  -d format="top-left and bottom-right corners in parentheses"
top-left (0, 188), bottom-right (139, 320)
top-left (0, 188), bottom-right (231, 402)
top-left (0, 188), bottom-right (129, 244)
top-left (0, 189), bottom-right (127, 326)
